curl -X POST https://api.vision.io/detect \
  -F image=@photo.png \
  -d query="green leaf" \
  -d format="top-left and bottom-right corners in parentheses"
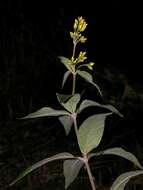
top-left (101, 148), bottom-right (143, 169)
top-left (78, 113), bottom-right (111, 154)
top-left (110, 170), bottom-right (143, 190)
top-left (59, 56), bottom-right (74, 73)
top-left (10, 152), bottom-right (74, 186)
top-left (56, 93), bottom-right (72, 104)
top-left (64, 159), bottom-right (84, 189)
top-left (59, 115), bottom-right (73, 135)
top-left (61, 94), bottom-right (81, 113)
top-left (77, 70), bottom-right (102, 96)
top-left (79, 100), bottom-right (123, 117)
top-left (23, 107), bottom-right (69, 119)
top-left (62, 71), bottom-right (71, 89)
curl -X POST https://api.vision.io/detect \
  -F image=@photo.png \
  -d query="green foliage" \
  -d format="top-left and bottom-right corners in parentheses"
top-left (10, 152), bottom-right (74, 186)
top-left (100, 148), bottom-right (143, 169)
top-left (58, 115), bottom-right (73, 135)
top-left (56, 93), bottom-right (72, 103)
top-left (10, 16), bottom-right (143, 190)
top-left (60, 94), bottom-right (80, 113)
top-left (77, 70), bottom-right (102, 96)
top-left (78, 99), bottom-right (123, 117)
top-left (62, 70), bottom-right (71, 89)
top-left (110, 170), bottom-right (143, 190)
top-left (64, 159), bottom-right (84, 189)
top-left (23, 107), bottom-right (69, 119)
top-left (78, 113), bottom-right (111, 154)
top-left (89, 147), bottom-right (142, 169)
top-left (59, 56), bottom-right (75, 73)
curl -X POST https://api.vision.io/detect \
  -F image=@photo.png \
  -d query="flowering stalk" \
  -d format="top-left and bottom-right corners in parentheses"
top-left (69, 17), bottom-right (97, 190)
top-left (69, 17), bottom-right (88, 95)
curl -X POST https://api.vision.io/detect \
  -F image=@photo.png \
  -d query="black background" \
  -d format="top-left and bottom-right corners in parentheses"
top-left (0, 1), bottom-right (143, 189)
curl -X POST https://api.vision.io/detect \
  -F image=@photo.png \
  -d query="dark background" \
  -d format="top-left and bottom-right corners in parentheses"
top-left (0, 1), bottom-right (143, 190)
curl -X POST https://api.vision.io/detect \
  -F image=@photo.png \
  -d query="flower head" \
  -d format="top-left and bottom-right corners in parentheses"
top-left (77, 51), bottom-right (87, 63)
top-left (68, 51), bottom-right (87, 65)
top-left (70, 16), bottom-right (87, 44)
top-left (69, 56), bottom-right (78, 65)
top-left (75, 17), bottom-right (88, 32)
top-left (87, 62), bottom-right (95, 70)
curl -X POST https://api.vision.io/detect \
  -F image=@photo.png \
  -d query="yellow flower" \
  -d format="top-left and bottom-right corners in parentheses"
top-left (78, 51), bottom-right (87, 62)
top-left (70, 16), bottom-right (88, 44)
top-left (68, 52), bottom-right (87, 65)
top-left (70, 31), bottom-right (81, 42)
top-left (70, 32), bottom-right (74, 38)
top-left (87, 62), bottom-right (95, 70)
top-left (79, 36), bottom-right (87, 43)
top-left (77, 17), bottom-right (88, 32)
top-left (73, 17), bottom-right (87, 33)
top-left (68, 56), bottom-right (78, 65)
top-left (73, 19), bottom-right (78, 30)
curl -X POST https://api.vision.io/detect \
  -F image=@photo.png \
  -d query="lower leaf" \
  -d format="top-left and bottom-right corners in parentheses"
top-left (110, 170), bottom-right (143, 190)
top-left (64, 159), bottom-right (84, 189)
top-left (59, 115), bottom-right (73, 135)
top-left (10, 152), bottom-right (74, 186)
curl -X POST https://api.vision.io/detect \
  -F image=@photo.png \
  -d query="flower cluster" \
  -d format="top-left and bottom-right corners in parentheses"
top-left (68, 17), bottom-right (95, 70)
top-left (70, 17), bottom-right (87, 44)
top-left (69, 51), bottom-right (87, 65)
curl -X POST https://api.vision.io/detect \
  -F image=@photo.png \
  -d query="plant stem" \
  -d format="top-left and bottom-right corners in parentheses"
top-left (72, 113), bottom-right (78, 140)
top-left (71, 41), bottom-right (77, 95)
top-left (72, 41), bottom-right (76, 58)
top-left (84, 155), bottom-right (96, 190)
top-left (73, 115), bottom-right (96, 190)
top-left (72, 73), bottom-right (76, 95)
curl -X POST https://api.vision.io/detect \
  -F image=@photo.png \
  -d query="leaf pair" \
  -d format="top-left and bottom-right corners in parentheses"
top-left (60, 56), bottom-right (102, 96)
top-left (10, 147), bottom-right (143, 189)
top-left (23, 93), bottom-right (122, 137)
top-left (57, 93), bottom-right (80, 113)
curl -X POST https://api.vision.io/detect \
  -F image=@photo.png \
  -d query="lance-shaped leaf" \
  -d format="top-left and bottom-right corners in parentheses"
top-left (78, 100), bottom-right (123, 117)
top-left (23, 107), bottom-right (69, 119)
top-left (59, 56), bottom-right (74, 73)
top-left (10, 152), bottom-right (74, 186)
top-left (56, 93), bottom-right (72, 104)
top-left (78, 113), bottom-right (111, 154)
top-left (110, 170), bottom-right (143, 190)
top-left (77, 70), bottom-right (102, 96)
top-left (62, 70), bottom-right (71, 89)
top-left (64, 159), bottom-right (84, 189)
top-left (59, 115), bottom-right (73, 135)
top-left (60, 94), bottom-right (81, 113)
top-left (99, 148), bottom-right (143, 169)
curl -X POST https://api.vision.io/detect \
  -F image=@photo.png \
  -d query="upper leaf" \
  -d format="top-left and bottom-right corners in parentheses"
top-left (56, 93), bottom-right (72, 104)
top-left (59, 56), bottom-right (74, 73)
top-left (23, 107), bottom-right (70, 119)
top-left (78, 100), bottom-right (123, 117)
top-left (60, 94), bottom-right (81, 113)
top-left (78, 113), bottom-right (111, 154)
top-left (77, 70), bottom-right (102, 96)
top-left (110, 170), bottom-right (143, 190)
top-left (101, 147), bottom-right (142, 169)
top-left (59, 115), bottom-right (73, 135)
top-left (10, 152), bottom-right (74, 186)
top-left (62, 70), bottom-right (71, 89)
top-left (64, 159), bottom-right (84, 189)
